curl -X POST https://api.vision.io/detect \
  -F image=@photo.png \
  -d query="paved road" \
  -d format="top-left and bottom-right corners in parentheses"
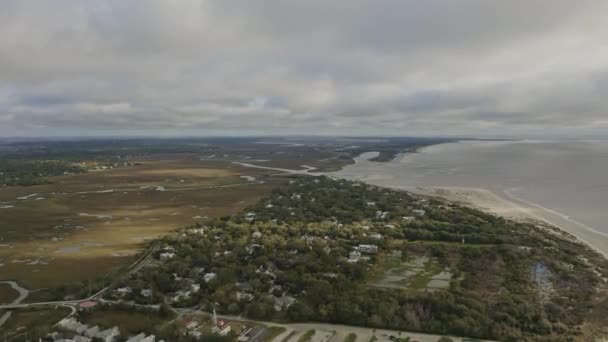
top-left (176, 309), bottom-right (484, 342)
top-left (0, 281), bottom-right (30, 327)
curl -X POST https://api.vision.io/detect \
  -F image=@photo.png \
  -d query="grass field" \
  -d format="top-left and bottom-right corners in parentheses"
top-left (0, 155), bottom-right (284, 290)
top-left (0, 284), bottom-right (18, 304)
top-left (79, 309), bottom-right (167, 336)
top-left (261, 326), bottom-right (288, 342)
top-left (0, 307), bottom-right (70, 334)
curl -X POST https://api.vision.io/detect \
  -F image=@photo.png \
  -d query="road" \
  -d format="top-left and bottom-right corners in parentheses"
top-left (0, 242), bottom-right (160, 312)
top-left (0, 281), bottom-right (30, 327)
top-left (176, 309), bottom-right (482, 342)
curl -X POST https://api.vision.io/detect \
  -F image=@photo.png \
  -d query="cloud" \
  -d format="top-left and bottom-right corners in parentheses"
top-left (1, 0), bottom-right (608, 137)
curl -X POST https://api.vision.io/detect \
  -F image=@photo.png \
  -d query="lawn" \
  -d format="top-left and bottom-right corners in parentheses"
top-left (298, 329), bottom-right (316, 342)
top-left (261, 326), bottom-right (287, 342)
top-left (79, 309), bottom-right (167, 336)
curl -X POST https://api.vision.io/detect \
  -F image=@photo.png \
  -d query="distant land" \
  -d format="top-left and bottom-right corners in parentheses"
top-left (0, 137), bottom-right (606, 341)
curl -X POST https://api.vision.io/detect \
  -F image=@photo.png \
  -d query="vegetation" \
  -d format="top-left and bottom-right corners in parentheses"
top-left (298, 329), bottom-right (316, 342)
top-left (344, 333), bottom-right (357, 342)
top-left (117, 176), bottom-right (607, 341)
top-left (0, 159), bottom-right (84, 186)
top-left (262, 326), bottom-right (287, 342)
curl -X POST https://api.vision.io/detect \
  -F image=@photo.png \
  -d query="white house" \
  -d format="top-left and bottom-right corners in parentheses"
top-left (358, 244), bottom-right (379, 254)
top-left (203, 272), bottom-right (217, 283)
top-left (412, 209), bottom-right (426, 216)
top-left (159, 252), bottom-right (175, 261)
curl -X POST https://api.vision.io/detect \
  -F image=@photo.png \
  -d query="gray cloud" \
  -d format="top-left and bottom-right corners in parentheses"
top-left (1, 0), bottom-right (608, 137)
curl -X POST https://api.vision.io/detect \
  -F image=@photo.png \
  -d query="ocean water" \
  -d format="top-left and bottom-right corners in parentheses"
top-left (334, 140), bottom-right (608, 256)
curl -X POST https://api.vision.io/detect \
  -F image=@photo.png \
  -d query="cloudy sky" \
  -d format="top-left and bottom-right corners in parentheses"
top-left (1, 1), bottom-right (608, 138)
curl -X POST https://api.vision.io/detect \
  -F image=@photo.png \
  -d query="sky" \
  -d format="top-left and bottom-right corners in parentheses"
top-left (1, 1), bottom-right (608, 138)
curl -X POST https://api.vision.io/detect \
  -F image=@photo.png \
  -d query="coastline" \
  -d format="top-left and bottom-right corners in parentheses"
top-left (234, 146), bottom-right (608, 260)
top-left (331, 145), bottom-right (608, 260)
top-left (395, 185), bottom-right (608, 260)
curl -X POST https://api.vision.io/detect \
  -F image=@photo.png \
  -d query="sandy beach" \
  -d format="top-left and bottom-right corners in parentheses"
top-left (330, 143), bottom-right (608, 260)
top-left (391, 185), bottom-right (608, 260)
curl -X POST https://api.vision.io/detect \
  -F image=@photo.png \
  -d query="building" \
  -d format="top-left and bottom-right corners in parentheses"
top-left (185, 320), bottom-right (199, 330)
top-left (211, 309), bottom-right (231, 336)
top-left (358, 244), bottom-right (379, 254)
top-left (96, 327), bottom-right (120, 342)
top-left (78, 300), bottom-right (98, 310)
top-left (203, 272), bottom-right (217, 283)
top-left (159, 252), bottom-right (175, 261)
top-left (412, 209), bottom-right (426, 216)
top-left (273, 295), bottom-right (296, 311)
top-left (348, 250), bottom-right (361, 263)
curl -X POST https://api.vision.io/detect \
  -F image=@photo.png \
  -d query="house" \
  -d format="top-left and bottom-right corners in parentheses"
top-left (203, 272), bottom-right (217, 283)
top-left (348, 250), bottom-right (361, 263)
top-left (252, 231), bottom-right (262, 239)
top-left (236, 291), bottom-right (254, 302)
top-left (171, 289), bottom-right (192, 303)
top-left (412, 209), bottom-right (426, 216)
top-left (273, 295), bottom-right (297, 311)
top-left (185, 320), bottom-right (199, 330)
top-left (57, 317), bottom-right (88, 334)
top-left (211, 309), bottom-right (231, 336)
top-left (188, 331), bottom-right (203, 339)
top-left (191, 283), bottom-right (201, 293)
top-left (358, 244), bottom-right (379, 254)
top-left (366, 201), bottom-right (375, 207)
top-left (368, 233), bottom-right (383, 240)
top-left (375, 211), bottom-right (389, 220)
top-left (96, 327), bottom-right (120, 342)
top-left (116, 287), bottom-right (132, 295)
top-left (140, 289), bottom-right (152, 298)
top-left (244, 212), bottom-right (256, 222)
top-left (126, 333), bottom-right (147, 342)
top-left (162, 245), bottom-right (175, 252)
top-left (159, 252), bottom-right (175, 261)
top-left (402, 216), bottom-right (415, 222)
top-left (85, 326), bottom-right (100, 338)
top-left (187, 228), bottom-right (205, 235)
top-left (73, 336), bottom-right (92, 342)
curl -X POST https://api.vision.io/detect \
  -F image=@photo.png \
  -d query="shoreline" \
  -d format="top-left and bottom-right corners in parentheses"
top-left (398, 185), bottom-right (608, 260)
top-left (234, 149), bottom-right (608, 260)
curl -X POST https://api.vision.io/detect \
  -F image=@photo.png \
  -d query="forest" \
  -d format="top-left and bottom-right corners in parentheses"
top-left (112, 176), bottom-right (607, 341)
top-left (0, 159), bottom-right (85, 186)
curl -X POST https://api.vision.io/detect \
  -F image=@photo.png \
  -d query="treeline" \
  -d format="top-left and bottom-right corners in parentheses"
top-left (0, 159), bottom-right (85, 186)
